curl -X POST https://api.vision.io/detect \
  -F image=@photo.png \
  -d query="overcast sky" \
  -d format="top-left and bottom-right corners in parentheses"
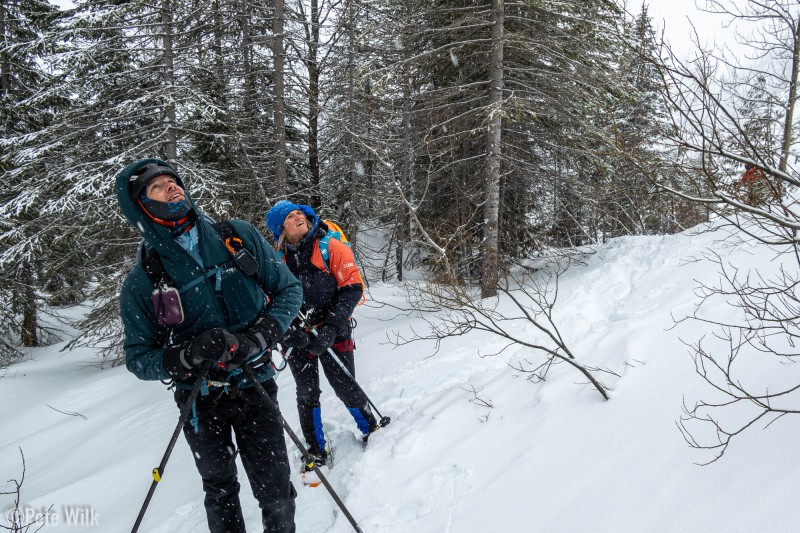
top-left (644, 0), bottom-right (735, 55)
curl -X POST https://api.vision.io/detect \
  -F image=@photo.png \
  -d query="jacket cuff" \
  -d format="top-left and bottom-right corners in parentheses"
top-left (249, 313), bottom-right (284, 350)
top-left (162, 344), bottom-right (192, 380)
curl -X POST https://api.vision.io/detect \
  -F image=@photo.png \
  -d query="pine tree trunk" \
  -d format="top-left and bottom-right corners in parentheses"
top-left (273, 0), bottom-right (287, 195)
top-left (346, 0), bottom-right (358, 247)
top-left (397, 41), bottom-right (415, 282)
top-left (308, 0), bottom-right (321, 208)
top-left (481, 0), bottom-right (503, 299)
top-left (20, 262), bottom-right (38, 348)
top-left (212, 0), bottom-right (224, 81)
top-left (395, 222), bottom-right (404, 282)
top-left (0, 0), bottom-right (9, 96)
top-left (161, 0), bottom-right (177, 160)
top-left (241, 1), bottom-right (254, 117)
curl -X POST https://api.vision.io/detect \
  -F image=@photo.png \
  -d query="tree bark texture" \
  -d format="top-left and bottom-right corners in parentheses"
top-left (308, 0), bottom-right (321, 208)
top-left (20, 262), bottom-right (38, 348)
top-left (346, 0), bottom-right (359, 247)
top-left (0, 0), bottom-right (9, 96)
top-left (273, 0), bottom-right (287, 194)
top-left (780, 21), bottom-right (800, 173)
top-left (481, 0), bottom-right (504, 298)
top-left (161, 0), bottom-right (178, 160)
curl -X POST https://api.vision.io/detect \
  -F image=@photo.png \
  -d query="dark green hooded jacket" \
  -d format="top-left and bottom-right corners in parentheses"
top-left (116, 158), bottom-right (302, 385)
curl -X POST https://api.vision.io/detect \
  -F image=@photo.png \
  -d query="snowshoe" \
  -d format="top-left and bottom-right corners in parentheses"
top-left (301, 443), bottom-right (332, 488)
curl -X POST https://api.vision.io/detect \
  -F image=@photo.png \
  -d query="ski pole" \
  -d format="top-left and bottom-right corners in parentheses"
top-left (131, 361), bottom-right (211, 533)
top-left (241, 364), bottom-right (363, 533)
top-left (297, 312), bottom-right (391, 428)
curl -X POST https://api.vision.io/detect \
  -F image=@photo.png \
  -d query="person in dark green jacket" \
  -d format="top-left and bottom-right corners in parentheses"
top-left (116, 158), bottom-right (302, 533)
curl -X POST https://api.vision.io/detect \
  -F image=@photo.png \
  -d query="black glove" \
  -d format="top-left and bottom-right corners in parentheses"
top-left (225, 333), bottom-right (259, 371)
top-left (223, 312), bottom-right (284, 371)
top-left (188, 328), bottom-right (238, 366)
top-left (163, 328), bottom-right (237, 379)
top-left (306, 324), bottom-right (337, 357)
top-left (282, 327), bottom-right (311, 350)
top-left (244, 312), bottom-right (283, 352)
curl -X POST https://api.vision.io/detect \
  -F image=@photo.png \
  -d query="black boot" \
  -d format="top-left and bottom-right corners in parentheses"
top-left (361, 405), bottom-right (380, 444)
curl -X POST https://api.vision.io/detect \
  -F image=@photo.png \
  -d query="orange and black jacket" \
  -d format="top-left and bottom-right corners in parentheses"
top-left (282, 222), bottom-right (363, 340)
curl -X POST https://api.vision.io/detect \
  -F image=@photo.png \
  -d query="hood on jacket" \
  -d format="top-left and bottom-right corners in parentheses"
top-left (115, 158), bottom-right (203, 261)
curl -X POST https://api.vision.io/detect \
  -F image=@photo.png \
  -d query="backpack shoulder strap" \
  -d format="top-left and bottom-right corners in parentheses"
top-left (318, 235), bottom-right (366, 304)
top-left (138, 241), bottom-right (167, 287)
top-left (318, 219), bottom-right (350, 270)
top-left (137, 221), bottom-right (255, 291)
top-left (211, 220), bottom-right (240, 251)
top-left (318, 231), bottom-right (333, 270)
top-left (212, 220), bottom-right (260, 278)
top-left (136, 242), bottom-right (173, 342)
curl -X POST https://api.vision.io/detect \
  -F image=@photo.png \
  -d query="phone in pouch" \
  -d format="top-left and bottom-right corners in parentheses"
top-left (152, 285), bottom-right (184, 326)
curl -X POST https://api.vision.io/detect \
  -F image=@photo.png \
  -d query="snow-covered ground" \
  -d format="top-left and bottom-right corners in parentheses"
top-left (2, 220), bottom-right (799, 532)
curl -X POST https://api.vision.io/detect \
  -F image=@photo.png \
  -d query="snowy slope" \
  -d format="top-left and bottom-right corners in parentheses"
top-left (2, 222), bottom-right (799, 533)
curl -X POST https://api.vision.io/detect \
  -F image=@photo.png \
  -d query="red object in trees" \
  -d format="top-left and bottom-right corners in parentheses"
top-left (740, 164), bottom-right (765, 185)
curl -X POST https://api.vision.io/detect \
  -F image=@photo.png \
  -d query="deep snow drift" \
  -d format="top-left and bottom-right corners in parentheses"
top-left (2, 220), bottom-right (798, 532)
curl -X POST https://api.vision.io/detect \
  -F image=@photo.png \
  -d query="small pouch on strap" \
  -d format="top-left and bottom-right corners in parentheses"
top-left (152, 283), bottom-right (184, 326)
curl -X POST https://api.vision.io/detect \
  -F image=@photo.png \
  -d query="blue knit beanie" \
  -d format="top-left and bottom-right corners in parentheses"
top-left (265, 200), bottom-right (318, 241)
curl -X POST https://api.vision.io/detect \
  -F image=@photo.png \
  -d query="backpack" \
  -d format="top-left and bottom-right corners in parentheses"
top-left (319, 219), bottom-right (367, 305)
top-left (138, 220), bottom-right (256, 288)
top-left (274, 219), bottom-right (367, 304)
top-left (135, 220), bottom-right (259, 342)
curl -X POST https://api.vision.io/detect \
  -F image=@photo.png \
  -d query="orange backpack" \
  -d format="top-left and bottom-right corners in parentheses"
top-left (319, 220), bottom-right (367, 305)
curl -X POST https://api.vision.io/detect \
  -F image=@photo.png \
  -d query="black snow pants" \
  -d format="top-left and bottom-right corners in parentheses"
top-left (287, 340), bottom-right (377, 453)
top-left (175, 378), bottom-right (296, 533)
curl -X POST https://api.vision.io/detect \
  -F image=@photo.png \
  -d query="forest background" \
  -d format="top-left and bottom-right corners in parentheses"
top-left (1, 0), bottom-right (798, 380)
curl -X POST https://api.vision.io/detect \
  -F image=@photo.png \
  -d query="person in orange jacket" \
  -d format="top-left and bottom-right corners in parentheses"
top-left (266, 200), bottom-right (379, 481)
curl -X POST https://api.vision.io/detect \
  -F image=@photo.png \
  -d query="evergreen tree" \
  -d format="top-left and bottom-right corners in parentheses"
top-left (320, 0), bottom-right (415, 278)
top-left (736, 73), bottom-right (783, 166)
top-left (0, 0), bottom-right (63, 361)
top-left (594, 4), bottom-right (676, 240)
top-left (397, 0), bottom-right (623, 269)
top-left (15, 0), bottom-right (252, 361)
